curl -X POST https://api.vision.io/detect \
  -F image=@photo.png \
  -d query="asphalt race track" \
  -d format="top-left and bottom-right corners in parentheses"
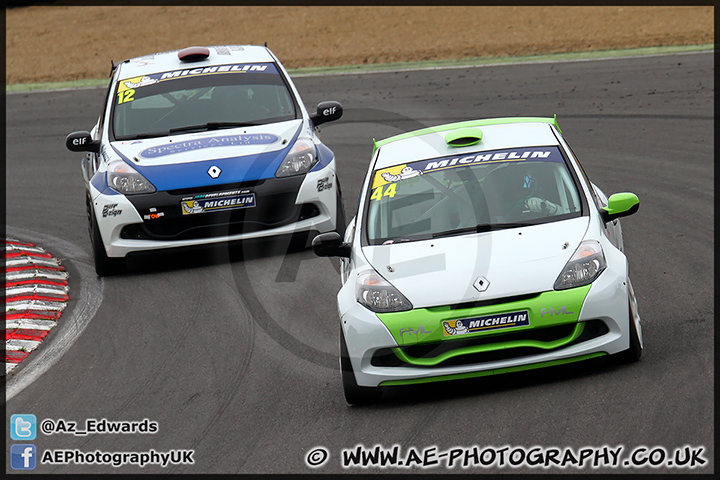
top-left (5, 51), bottom-right (714, 474)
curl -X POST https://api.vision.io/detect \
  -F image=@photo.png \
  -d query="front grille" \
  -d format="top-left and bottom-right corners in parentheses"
top-left (371, 319), bottom-right (609, 368)
top-left (121, 175), bottom-right (311, 241)
top-left (121, 202), bottom-right (320, 241)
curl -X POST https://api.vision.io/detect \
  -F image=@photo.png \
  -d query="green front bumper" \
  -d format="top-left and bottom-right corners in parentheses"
top-left (380, 352), bottom-right (607, 386)
top-left (376, 285), bottom-right (593, 368)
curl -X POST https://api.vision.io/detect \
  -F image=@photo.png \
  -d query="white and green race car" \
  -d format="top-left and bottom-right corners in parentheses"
top-left (313, 117), bottom-right (642, 405)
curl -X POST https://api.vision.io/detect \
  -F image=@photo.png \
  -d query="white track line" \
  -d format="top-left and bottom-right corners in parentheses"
top-left (5, 227), bottom-right (104, 402)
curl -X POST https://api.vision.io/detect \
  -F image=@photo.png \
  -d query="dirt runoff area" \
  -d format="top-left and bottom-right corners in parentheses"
top-left (4, 5), bottom-right (714, 85)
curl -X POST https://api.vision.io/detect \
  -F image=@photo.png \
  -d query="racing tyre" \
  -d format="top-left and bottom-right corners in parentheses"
top-left (89, 203), bottom-right (125, 276)
top-left (340, 328), bottom-right (382, 405)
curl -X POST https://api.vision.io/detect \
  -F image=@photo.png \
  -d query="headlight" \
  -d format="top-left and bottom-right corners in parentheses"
top-left (107, 161), bottom-right (156, 195)
top-left (275, 138), bottom-right (318, 178)
top-left (554, 240), bottom-right (607, 290)
top-left (356, 270), bottom-right (413, 313)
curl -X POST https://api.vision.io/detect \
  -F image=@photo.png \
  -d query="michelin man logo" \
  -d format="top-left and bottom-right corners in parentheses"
top-left (443, 319), bottom-right (469, 336)
top-left (381, 166), bottom-right (422, 182)
top-left (182, 201), bottom-right (204, 215)
top-left (123, 76), bottom-right (159, 89)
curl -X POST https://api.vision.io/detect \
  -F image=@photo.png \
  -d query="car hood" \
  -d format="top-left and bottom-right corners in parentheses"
top-left (108, 120), bottom-right (302, 191)
top-left (360, 217), bottom-right (590, 309)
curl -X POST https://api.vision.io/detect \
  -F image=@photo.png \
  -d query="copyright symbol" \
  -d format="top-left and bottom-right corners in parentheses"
top-left (305, 446), bottom-right (329, 468)
top-left (40, 419), bottom-right (55, 435)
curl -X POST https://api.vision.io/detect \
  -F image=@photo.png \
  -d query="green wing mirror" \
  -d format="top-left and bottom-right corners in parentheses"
top-left (600, 192), bottom-right (639, 223)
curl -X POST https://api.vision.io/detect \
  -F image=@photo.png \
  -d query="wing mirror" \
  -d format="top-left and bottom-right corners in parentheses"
top-left (312, 231), bottom-right (351, 257)
top-left (66, 131), bottom-right (100, 154)
top-left (600, 193), bottom-right (639, 223)
top-left (310, 101), bottom-right (343, 127)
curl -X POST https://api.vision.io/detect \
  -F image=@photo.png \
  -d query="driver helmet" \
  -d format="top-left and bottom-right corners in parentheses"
top-left (521, 169), bottom-right (538, 197)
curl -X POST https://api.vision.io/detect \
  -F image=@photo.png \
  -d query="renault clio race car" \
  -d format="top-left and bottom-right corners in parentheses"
top-left (313, 117), bottom-right (643, 405)
top-left (66, 45), bottom-right (344, 275)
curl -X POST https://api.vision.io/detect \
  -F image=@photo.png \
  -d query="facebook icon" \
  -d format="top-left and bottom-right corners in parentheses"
top-left (11, 444), bottom-right (37, 470)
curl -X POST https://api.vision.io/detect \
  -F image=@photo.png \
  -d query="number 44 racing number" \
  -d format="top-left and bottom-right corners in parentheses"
top-left (370, 183), bottom-right (397, 201)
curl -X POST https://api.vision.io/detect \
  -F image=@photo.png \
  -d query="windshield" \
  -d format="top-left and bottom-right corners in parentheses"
top-left (365, 146), bottom-right (583, 244)
top-left (111, 62), bottom-right (297, 140)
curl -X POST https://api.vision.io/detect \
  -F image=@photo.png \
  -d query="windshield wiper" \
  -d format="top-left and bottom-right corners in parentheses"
top-left (432, 222), bottom-right (530, 238)
top-left (381, 238), bottom-right (411, 245)
top-left (169, 122), bottom-right (260, 134)
top-left (431, 226), bottom-right (478, 238)
top-left (476, 222), bottom-right (529, 232)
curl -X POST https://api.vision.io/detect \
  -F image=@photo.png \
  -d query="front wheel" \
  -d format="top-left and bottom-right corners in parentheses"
top-left (340, 328), bottom-right (382, 405)
top-left (89, 204), bottom-right (125, 276)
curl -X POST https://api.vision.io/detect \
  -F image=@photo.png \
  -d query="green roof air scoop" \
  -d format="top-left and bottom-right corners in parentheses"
top-left (445, 127), bottom-right (483, 147)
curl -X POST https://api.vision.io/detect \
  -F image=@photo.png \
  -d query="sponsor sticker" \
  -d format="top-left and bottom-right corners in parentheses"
top-left (117, 63), bottom-right (279, 94)
top-left (122, 76), bottom-right (159, 90)
top-left (102, 204), bottom-right (122, 218)
top-left (372, 146), bottom-right (565, 190)
top-left (316, 177), bottom-right (333, 192)
top-left (139, 134), bottom-right (279, 158)
top-left (181, 192), bottom-right (256, 215)
top-left (442, 310), bottom-right (530, 337)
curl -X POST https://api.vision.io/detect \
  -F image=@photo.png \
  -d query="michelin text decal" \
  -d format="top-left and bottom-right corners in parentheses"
top-left (372, 146), bottom-right (565, 190)
top-left (117, 62), bottom-right (279, 95)
top-left (181, 192), bottom-right (256, 215)
top-left (443, 311), bottom-right (530, 336)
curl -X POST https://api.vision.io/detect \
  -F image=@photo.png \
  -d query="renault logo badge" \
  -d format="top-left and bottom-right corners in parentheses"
top-left (208, 166), bottom-right (221, 179)
top-left (473, 276), bottom-right (490, 292)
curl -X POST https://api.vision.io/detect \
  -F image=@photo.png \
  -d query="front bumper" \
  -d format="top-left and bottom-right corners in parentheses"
top-left (341, 264), bottom-right (632, 387)
top-left (91, 163), bottom-right (339, 257)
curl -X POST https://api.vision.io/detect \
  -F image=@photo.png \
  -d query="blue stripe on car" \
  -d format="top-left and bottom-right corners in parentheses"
top-left (90, 170), bottom-right (119, 196)
top-left (312, 141), bottom-right (335, 172)
top-left (110, 127), bottom-right (302, 191)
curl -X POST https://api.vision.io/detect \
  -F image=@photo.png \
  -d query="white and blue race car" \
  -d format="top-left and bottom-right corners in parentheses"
top-left (66, 45), bottom-right (344, 275)
top-left (313, 117), bottom-right (643, 405)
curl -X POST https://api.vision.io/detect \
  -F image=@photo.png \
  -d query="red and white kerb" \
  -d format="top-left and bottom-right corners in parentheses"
top-left (4, 239), bottom-right (69, 376)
